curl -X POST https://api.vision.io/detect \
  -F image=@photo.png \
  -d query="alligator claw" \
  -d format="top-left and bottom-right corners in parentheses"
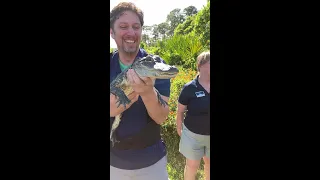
top-left (155, 89), bottom-right (168, 107)
top-left (110, 89), bottom-right (131, 109)
top-left (115, 96), bottom-right (131, 109)
top-left (110, 132), bottom-right (120, 147)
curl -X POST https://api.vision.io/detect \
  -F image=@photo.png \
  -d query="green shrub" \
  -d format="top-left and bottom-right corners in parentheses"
top-left (158, 34), bottom-right (205, 71)
top-left (193, 1), bottom-right (210, 48)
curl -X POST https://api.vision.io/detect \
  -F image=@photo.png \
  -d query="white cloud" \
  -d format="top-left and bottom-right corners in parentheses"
top-left (110, 0), bottom-right (208, 48)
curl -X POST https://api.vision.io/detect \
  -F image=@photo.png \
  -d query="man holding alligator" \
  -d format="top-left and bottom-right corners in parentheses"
top-left (109, 2), bottom-right (177, 180)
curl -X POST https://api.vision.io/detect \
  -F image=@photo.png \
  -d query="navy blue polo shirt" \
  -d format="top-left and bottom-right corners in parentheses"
top-left (178, 75), bottom-right (210, 135)
top-left (110, 48), bottom-right (170, 170)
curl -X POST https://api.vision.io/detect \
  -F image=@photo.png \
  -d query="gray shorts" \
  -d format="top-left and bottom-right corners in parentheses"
top-left (179, 124), bottom-right (210, 160)
top-left (110, 156), bottom-right (169, 180)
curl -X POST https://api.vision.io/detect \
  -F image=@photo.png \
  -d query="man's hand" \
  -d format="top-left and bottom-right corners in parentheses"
top-left (110, 92), bottom-right (139, 117)
top-left (127, 69), bottom-right (155, 96)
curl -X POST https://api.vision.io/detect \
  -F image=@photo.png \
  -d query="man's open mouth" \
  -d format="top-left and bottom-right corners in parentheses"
top-left (124, 40), bottom-right (135, 44)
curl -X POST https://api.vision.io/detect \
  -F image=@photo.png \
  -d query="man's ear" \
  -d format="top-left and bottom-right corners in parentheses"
top-left (110, 29), bottom-right (115, 39)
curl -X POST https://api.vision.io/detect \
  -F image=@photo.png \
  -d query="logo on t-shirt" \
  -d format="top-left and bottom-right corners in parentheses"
top-left (195, 91), bottom-right (205, 98)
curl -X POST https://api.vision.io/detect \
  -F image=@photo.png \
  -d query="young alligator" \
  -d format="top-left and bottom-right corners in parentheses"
top-left (110, 54), bottom-right (179, 147)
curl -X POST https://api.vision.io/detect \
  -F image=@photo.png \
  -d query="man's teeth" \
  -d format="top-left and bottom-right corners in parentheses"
top-left (125, 40), bottom-right (135, 43)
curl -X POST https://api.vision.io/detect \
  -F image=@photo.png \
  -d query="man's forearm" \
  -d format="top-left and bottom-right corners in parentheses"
top-left (110, 94), bottom-right (134, 118)
top-left (110, 105), bottom-right (126, 117)
top-left (110, 92), bottom-right (139, 118)
top-left (140, 87), bottom-right (169, 124)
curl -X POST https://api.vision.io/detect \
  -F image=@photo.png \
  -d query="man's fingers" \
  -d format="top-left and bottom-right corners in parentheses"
top-left (127, 94), bottom-right (139, 108)
top-left (128, 69), bottom-right (145, 85)
top-left (132, 94), bottom-right (139, 102)
top-left (126, 70), bottom-right (134, 85)
top-left (127, 69), bottom-right (137, 85)
top-left (130, 70), bottom-right (141, 84)
top-left (140, 76), bottom-right (154, 85)
top-left (127, 92), bottom-right (137, 99)
top-left (110, 93), bottom-right (118, 101)
top-left (128, 69), bottom-right (153, 86)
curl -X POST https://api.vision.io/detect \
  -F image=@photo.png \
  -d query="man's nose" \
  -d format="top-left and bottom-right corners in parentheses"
top-left (126, 27), bottom-right (135, 35)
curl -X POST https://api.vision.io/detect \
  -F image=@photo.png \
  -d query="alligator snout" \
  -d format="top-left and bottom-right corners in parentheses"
top-left (169, 66), bottom-right (179, 73)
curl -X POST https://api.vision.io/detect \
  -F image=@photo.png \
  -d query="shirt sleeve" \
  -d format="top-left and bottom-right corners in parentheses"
top-left (178, 84), bottom-right (189, 105)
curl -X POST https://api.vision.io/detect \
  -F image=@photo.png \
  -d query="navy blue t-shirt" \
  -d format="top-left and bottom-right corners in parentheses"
top-left (178, 75), bottom-right (210, 135)
top-left (110, 48), bottom-right (171, 170)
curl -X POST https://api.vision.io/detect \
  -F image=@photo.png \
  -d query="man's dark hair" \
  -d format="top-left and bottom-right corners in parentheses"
top-left (110, 2), bottom-right (144, 30)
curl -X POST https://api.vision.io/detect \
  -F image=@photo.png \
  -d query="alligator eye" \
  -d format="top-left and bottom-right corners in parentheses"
top-left (153, 56), bottom-right (161, 62)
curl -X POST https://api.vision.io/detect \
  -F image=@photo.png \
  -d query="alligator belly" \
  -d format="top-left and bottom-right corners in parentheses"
top-left (118, 77), bottom-right (134, 96)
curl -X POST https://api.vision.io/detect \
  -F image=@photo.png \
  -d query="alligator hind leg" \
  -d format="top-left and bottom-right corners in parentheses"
top-left (110, 130), bottom-right (120, 147)
top-left (155, 88), bottom-right (168, 107)
top-left (110, 114), bottom-right (122, 147)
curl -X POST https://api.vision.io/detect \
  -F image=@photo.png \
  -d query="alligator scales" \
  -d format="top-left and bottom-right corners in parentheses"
top-left (110, 55), bottom-right (179, 146)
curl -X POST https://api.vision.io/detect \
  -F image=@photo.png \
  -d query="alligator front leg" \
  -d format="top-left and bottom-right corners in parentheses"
top-left (110, 86), bottom-right (131, 109)
top-left (155, 88), bottom-right (168, 107)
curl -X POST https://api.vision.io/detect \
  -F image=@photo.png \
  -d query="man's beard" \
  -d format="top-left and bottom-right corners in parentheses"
top-left (123, 46), bottom-right (138, 53)
top-left (122, 43), bottom-right (139, 55)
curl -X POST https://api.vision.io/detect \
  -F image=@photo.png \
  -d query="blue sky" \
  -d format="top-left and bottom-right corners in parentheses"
top-left (110, 0), bottom-right (208, 48)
